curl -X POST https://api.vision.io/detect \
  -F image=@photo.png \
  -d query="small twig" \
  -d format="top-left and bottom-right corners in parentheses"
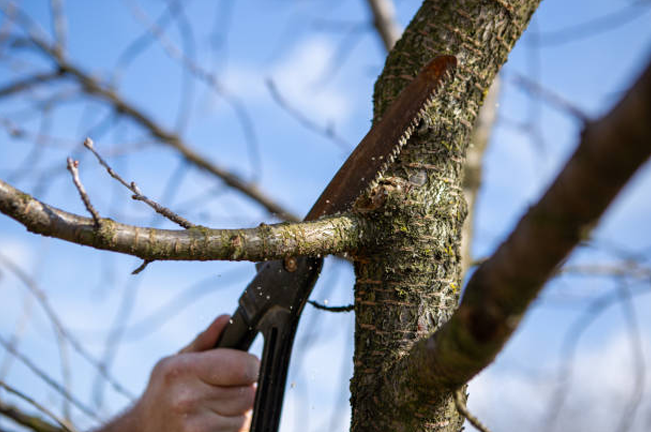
top-left (308, 300), bottom-right (354, 313)
top-left (533, 2), bottom-right (651, 47)
top-left (365, 0), bottom-right (401, 51)
top-left (49, 0), bottom-right (67, 54)
top-left (0, 335), bottom-right (100, 421)
top-left (508, 72), bottom-right (590, 122)
top-left (83, 137), bottom-right (195, 229)
top-left (0, 380), bottom-right (77, 432)
top-left (7, 15), bottom-right (297, 219)
top-left (65, 157), bottom-right (101, 226)
top-left (615, 283), bottom-right (645, 432)
top-left (0, 252), bottom-right (136, 402)
top-left (454, 388), bottom-right (492, 432)
top-left (266, 79), bottom-right (351, 152)
top-left (0, 399), bottom-right (63, 432)
top-left (559, 262), bottom-right (651, 280)
top-left (122, 0), bottom-right (262, 183)
top-left (0, 71), bottom-right (63, 98)
top-left (131, 259), bottom-right (151, 275)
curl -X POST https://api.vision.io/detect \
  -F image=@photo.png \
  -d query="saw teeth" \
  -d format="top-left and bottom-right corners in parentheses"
top-left (359, 65), bottom-right (451, 199)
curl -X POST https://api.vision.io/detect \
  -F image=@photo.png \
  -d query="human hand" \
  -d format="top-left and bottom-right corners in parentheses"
top-left (125, 315), bottom-right (259, 432)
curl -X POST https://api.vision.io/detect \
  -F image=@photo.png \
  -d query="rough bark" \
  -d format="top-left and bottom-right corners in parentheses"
top-left (350, 1), bottom-right (540, 431)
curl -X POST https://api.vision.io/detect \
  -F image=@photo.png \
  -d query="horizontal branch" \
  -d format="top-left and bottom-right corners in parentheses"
top-left (405, 55), bottom-right (651, 393)
top-left (0, 179), bottom-right (366, 261)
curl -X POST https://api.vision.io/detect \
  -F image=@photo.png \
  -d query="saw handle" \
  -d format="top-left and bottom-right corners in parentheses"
top-left (214, 257), bottom-right (322, 432)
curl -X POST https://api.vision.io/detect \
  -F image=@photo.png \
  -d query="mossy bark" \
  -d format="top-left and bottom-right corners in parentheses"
top-left (350, 1), bottom-right (541, 431)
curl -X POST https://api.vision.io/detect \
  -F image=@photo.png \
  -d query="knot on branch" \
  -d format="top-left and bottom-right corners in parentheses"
top-left (93, 218), bottom-right (118, 249)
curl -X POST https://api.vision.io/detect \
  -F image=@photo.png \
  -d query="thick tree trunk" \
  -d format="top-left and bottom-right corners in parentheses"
top-left (350, 1), bottom-right (541, 431)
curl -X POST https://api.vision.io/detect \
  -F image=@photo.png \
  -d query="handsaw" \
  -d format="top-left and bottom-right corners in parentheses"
top-left (215, 55), bottom-right (457, 432)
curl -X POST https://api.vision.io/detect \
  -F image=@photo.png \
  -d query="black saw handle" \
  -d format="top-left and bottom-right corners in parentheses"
top-left (215, 256), bottom-right (322, 432)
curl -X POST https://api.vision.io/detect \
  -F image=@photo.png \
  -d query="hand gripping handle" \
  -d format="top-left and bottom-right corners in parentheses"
top-left (215, 256), bottom-right (323, 432)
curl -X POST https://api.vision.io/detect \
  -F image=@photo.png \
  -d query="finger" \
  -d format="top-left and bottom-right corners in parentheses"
top-left (239, 411), bottom-right (252, 432)
top-left (180, 315), bottom-right (231, 354)
top-left (206, 384), bottom-right (256, 417)
top-left (190, 349), bottom-right (260, 386)
top-left (190, 412), bottom-right (248, 432)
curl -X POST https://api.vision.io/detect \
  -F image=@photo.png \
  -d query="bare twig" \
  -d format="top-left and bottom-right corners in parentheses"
top-left (461, 78), bottom-right (500, 280)
top-left (266, 79), bottom-right (351, 152)
top-left (615, 284), bottom-right (645, 432)
top-left (72, 270), bottom-right (246, 342)
top-left (0, 252), bottom-right (136, 402)
top-left (131, 259), bottom-right (151, 275)
top-left (0, 381), bottom-right (77, 432)
top-left (48, 0), bottom-right (66, 54)
top-left (83, 137), bottom-right (195, 229)
top-left (161, 0), bottom-right (196, 134)
top-left (0, 399), bottom-right (63, 432)
top-left (365, 0), bottom-right (401, 51)
top-left (0, 72), bottom-right (63, 98)
top-left (535, 1), bottom-right (651, 47)
top-left (122, 0), bottom-right (263, 183)
top-left (1, 3), bottom-right (297, 219)
top-left (544, 281), bottom-right (646, 430)
top-left (0, 336), bottom-right (99, 421)
top-left (508, 71), bottom-right (589, 122)
top-left (559, 262), bottom-right (651, 280)
top-left (308, 300), bottom-right (354, 313)
top-left (454, 388), bottom-right (492, 432)
top-left (65, 157), bottom-right (101, 226)
top-left (0, 293), bottom-right (33, 379)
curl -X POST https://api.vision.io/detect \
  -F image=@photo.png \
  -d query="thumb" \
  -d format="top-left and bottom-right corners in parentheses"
top-left (179, 314), bottom-right (230, 353)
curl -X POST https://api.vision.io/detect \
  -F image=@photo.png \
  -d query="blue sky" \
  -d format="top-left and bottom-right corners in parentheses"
top-left (1, 0), bottom-right (651, 431)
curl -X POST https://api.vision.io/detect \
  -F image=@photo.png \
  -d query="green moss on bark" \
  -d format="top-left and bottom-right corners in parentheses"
top-left (349, 1), bottom-right (541, 431)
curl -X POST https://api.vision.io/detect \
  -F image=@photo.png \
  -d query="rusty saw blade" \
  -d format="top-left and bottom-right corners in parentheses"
top-left (305, 54), bottom-right (457, 220)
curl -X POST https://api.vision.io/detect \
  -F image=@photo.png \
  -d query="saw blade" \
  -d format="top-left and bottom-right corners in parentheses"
top-left (305, 55), bottom-right (457, 221)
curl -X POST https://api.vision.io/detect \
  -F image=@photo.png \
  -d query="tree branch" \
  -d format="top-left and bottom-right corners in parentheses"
top-left (365, 0), bottom-right (401, 51)
top-left (461, 78), bottom-right (500, 279)
top-left (0, 382), bottom-right (73, 432)
top-left (0, 400), bottom-right (63, 432)
top-left (405, 54), bottom-right (651, 394)
top-left (83, 137), bottom-right (196, 229)
top-left (0, 71), bottom-right (63, 98)
top-left (12, 33), bottom-right (298, 221)
top-left (0, 179), bottom-right (367, 261)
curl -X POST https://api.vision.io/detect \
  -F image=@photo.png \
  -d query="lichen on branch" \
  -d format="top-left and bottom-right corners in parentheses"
top-left (0, 179), bottom-right (368, 262)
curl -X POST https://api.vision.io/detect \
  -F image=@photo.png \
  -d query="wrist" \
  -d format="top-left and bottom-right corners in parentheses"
top-left (93, 401), bottom-right (143, 432)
